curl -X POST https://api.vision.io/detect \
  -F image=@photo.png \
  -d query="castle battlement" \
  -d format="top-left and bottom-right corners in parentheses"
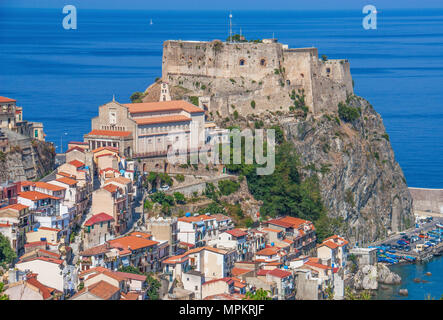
top-left (157, 39), bottom-right (354, 117)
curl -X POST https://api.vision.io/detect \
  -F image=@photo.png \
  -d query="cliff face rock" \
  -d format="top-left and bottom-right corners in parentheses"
top-left (353, 263), bottom-right (401, 290)
top-left (0, 133), bottom-right (55, 183)
top-left (283, 96), bottom-right (414, 243)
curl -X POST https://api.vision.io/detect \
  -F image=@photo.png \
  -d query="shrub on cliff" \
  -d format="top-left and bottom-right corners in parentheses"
top-left (338, 102), bottom-right (361, 122)
top-left (218, 179), bottom-right (240, 196)
top-left (130, 91), bottom-right (145, 103)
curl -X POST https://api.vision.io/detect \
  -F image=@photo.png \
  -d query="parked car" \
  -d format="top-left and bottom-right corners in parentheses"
top-left (160, 185), bottom-right (170, 191)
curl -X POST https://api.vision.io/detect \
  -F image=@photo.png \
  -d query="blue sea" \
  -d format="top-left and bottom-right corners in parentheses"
top-left (0, 8), bottom-right (442, 189)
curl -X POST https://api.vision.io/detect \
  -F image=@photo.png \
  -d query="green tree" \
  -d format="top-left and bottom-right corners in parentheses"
top-left (338, 102), bottom-right (361, 122)
top-left (0, 282), bottom-right (9, 300)
top-left (130, 91), bottom-right (145, 103)
top-left (244, 288), bottom-right (271, 300)
top-left (146, 273), bottom-right (161, 300)
top-left (173, 192), bottom-right (186, 204)
top-left (218, 179), bottom-right (240, 196)
top-left (0, 233), bottom-right (16, 267)
top-left (118, 265), bottom-right (143, 275)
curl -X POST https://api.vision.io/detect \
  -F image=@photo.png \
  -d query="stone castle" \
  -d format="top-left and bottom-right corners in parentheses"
top-left (147, 38), bottom-right (354, 117)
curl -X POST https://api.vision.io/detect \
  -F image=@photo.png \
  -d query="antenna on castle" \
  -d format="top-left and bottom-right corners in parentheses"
top-left (229, 11), bottom-right (233, 43)
top-left (112, 94), bottom-right (115, 102)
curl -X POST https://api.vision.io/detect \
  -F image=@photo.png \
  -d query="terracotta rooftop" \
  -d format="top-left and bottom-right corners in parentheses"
top-left (84, 212), bottom-right (114, 227)
top-left (134, 115), bottom-right (191, 125)
top-left (87, 130), bottom-right (132, 138)
top-left (178, 214), bottom-right (215, 223)
top-left (68, 160), bottom-right (85, 168)
top-left (66, 146), bottom-right (86, 153)
top-left (102, 184), bottom-right (119, 193)
top-left (0, 203), bottom-right (28, 211)
top-left (123, 100), bottom-right (204, 115)
top-left (54, 177), bottom-right (78, 186)
top-left (267, 268), bottom-right (292, 279)
top-left (255, 247), bottom-right (279, 256)
top-left (92, 146), bottom-right (119, 153)
top-left (34, 181), bottom-right (66, 192)
top-left (18, 191), bottom-right (60, 201)
top-left (231, 267), bottom-right (252, 276)
top-left (108, 235), bottom-right (158, 251)
top-left (225, 228), bottom-right (248, 238)
top-left (80, 243), bottom-right (110, 257)
top-left (0, 96), bottom-right (16, 103)
top-left (77, 280), bottom-right (120, 300)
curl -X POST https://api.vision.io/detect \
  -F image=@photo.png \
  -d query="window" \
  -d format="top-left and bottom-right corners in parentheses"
top-left (34, 130), bottom-right (38, 138)
top-left (239, 59), bottom-right (245, 66)
top-left (326, 68), bottom-right (331, 73)
top-left (260, 58), bottom-right (266, 66)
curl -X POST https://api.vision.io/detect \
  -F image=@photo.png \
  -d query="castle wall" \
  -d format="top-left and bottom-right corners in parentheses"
top-left (161, 40), bottom-right (354, 117)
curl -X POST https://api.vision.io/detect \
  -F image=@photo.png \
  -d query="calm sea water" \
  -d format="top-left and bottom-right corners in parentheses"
top-left (375, 257), bottom-right (443, 300)
top-left (0, 8), bottom-right (442, 189)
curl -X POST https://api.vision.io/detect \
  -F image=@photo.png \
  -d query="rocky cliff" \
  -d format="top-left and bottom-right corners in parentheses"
top-left (143, 40), bottom-right (414, 244)
top-left (0, 131), bottom-right (55, 183)
top-left (282, 95), bottom-right (414, 243)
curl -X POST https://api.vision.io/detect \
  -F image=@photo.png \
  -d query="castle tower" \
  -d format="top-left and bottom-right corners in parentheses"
top-left (159, 82), bottom-right (171, 102)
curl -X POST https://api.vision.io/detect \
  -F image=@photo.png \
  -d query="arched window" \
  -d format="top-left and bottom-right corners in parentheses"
top-left (260, 58), bottom-right (266, 66)
top-left (239, 59), bottom-right (245, 66)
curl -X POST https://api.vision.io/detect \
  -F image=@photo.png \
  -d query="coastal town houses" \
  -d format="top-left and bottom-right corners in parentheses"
top-left (79, 232), bottom-right (167, 274)
top-left (207, 228), bottom-right (267, 261)
top-left (264, 216), bottom-right (316, 254)
top-left (83, 212), bottom-right (115, 248)
top-left (83, 99), bottom-right (206, 159)
top-left (90, 183), bottom-right (131, 235)
top-left (14, 256), bottom-right (67, 293)
top-left (177, 213), bottom-right (234, 247)
top-left (4, 272), bottom-right (63, 300)
top-left (146, 216), bottom-right (178, 256)
top-left (316, 235), bottom-right (349, 269)
top-left (0, 181), bottom-right (19, 207)
top-left (0, 96), bottom-right (45, 141)
top-left (0, 203), bottom-right (33, 255)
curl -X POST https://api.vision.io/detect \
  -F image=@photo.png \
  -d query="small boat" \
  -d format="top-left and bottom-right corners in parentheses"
top-left (436, 223), bottom-right (443, 229)
top-left (150, 19), bottom-right (153, 25)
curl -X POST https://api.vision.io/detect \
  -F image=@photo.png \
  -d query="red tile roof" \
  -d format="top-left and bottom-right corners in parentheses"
top-left (0, 96), bottom-right (16, 103)
top-left (18, 191), bottom-right (60, 201)
top-left (84, 212), bottom-right (114, 226)
top-left (102, 184), bottom-right (120, 193)
top-left (256, 247), bottom-right (279, 256)
top-left (108, 235), bottom-right (158, 251)
top-left (134, 115), bottom-right (191, 125)
top-left (18, 256), bottom-right (63, 265)
top-left (77, 280), bottom-right (120, 300)
top-left (68, 160), bottom-right (85, 168)
top-left (123, 100), bottom-right (204, 115)
top-left (39, 226), bottom-right (61, 232)
top-left (26, 275), bottom-right (53, 300)
top-left (92, 146), bottom-right (119, 153)
top-left (87, 130), bottom-right (132, 138)
top-left (24, 241), bottom-right (47, 248)
top-left (80, 243), bottom-right (110, 257)
top-left (267, 268), bottom-right (292, 279)
top-left (163, 254), bottom-right (189, 265)
top-left (178, 214), bottom-right (215, 223)
top-left (231, 267), bottom-right (251, 276)
top-left (113, 271), bottom-right (146, 282)
top-left (55, 177), bottom-right (78, 186)
top-left (34, 181), bottom-right (66, 192)
top-left (66, 146), bottom-right (86, 153)
top-left (0, 203), bottom-right (28, 211)
top-left (225, 228), bottom-right (248, 238)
